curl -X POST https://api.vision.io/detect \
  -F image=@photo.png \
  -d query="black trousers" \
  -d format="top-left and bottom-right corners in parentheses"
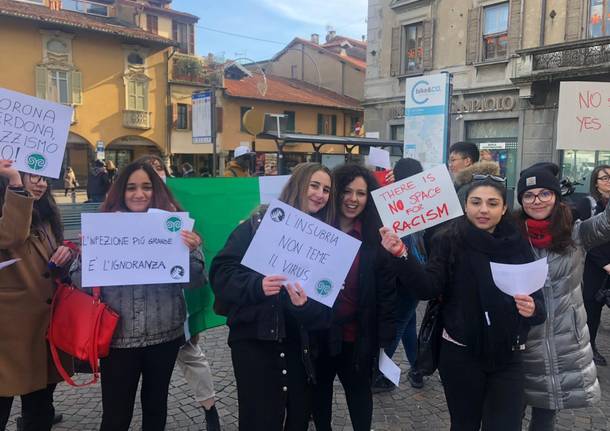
top-left (0, 384), bottom-right (56, 431)
top-left (438, 339), bottom-right (524, 431)
top-left (528, 407), bottom-right (557, 431)
top-left (231, 339), bottom-right (310, 431)
top-left (312, 342), bottom-right (373, 431)
top-left (99, 337), bottom-right (182, 431)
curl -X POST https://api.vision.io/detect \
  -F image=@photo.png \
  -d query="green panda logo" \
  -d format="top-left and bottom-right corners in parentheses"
top-left (26, 153), bottom-right (47, 171)
top-left (316, 279), bottom-right (333, 297)
top-left (165, 216), bottom-right (182, 232)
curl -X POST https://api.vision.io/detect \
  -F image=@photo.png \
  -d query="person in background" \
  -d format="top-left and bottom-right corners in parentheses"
top-left (137, 155), bottom-right (221, 430)
top-left (105, 160), bottom-right (117, 183)
top-left (71, 161), bottom-right (206, 431)
top-left (0, 160), bottom-right (75, 431)
top-left (448, 142), bottom-right (479, 176)
top-left (372, 158), bottom-right (427, 393)
top-left (453, 159), bottom-right (502, 206)
top-left (181, 162), bottom-right (195, 178)
top-left (210, 162), bottom-right (335, 431)
top-left (224, 146), bottom-right (254, 177)
top-left (63, 167), bottom-right (78, 197)
top-left (515, 163), bottom-right (605, 430)
top-left (575, 165), bottom-right (610, 367)
top-left (382, 176), bottom-right (544, 431)
top-left (86, 160), bottom-right (110, 203)
top-left (311, 164), bottom-right (396, 431)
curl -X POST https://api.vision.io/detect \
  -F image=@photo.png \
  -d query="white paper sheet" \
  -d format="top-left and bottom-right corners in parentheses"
top-left (490, 257), bottom-right (548, 296)
top-left (378, 349), bottom-right (401, 387)
top-left (367, 147), bottom-right (391, 169)
top-left (0, 258), bottom-right (20, 271)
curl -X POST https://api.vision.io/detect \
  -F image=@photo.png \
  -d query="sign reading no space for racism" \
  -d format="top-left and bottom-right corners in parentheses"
top-left (0, 88), bottom-right (72, 178)
top-left (371, 164), bottom-right (463, 237)
top-left (241, 200), bottom-right (361, 308)
top-left (81, 212), bottom-right (191, 287)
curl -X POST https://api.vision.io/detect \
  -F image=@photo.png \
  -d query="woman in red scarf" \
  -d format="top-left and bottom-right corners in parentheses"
top-left (515, 163), bottom-right (609, 431)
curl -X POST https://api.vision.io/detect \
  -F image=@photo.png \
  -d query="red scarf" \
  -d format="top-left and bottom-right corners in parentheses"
top-left (526, 218), bottom-right (553, 249)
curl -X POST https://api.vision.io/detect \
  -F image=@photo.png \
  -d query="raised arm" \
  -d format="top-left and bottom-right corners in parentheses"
top-left (577, 199), bottom-right (610, 250)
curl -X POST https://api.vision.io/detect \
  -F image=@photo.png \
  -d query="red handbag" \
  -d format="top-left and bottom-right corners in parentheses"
top-left (47, 279), bottom-right (119, 386)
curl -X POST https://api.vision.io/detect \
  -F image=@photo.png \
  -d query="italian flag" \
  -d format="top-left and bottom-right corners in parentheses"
top-left (168, 176), bottom-right (289, 333)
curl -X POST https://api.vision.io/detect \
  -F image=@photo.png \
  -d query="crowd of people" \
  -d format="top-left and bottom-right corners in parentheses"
top-left (1, 140), bottom-right (609, 431)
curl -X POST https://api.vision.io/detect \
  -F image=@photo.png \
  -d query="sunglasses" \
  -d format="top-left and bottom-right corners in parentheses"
top-left (472, 174), bottom-right (507, 184)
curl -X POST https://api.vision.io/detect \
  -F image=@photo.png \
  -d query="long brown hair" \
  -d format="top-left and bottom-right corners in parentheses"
top-left (136, 154), bottom-right (172, 178)
top-left (515, 200), bottom-right (574, 254)
top-left (590, 165), bottom-right (610, 203)
top-left (100, 161), bottom-right (182, 212)
top-left (278, 162), bottom-right (335, 224)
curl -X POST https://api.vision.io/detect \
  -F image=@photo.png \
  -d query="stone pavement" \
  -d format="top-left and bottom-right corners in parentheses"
top-left (6, 308), bottom-right (610, 431)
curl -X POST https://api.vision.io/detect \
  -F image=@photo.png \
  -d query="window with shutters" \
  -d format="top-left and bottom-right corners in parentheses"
top-left (37, 31), bottom-right (82, 106)
top-left (590, 0), bottom-right (610, 37)
top-left (176, 103), bottom-right (188, 129)
top-left (404, 22), bottom-right (424, 73)
top-left (147, 15), bottom-right (159, 34)
top-left (483, 2), bottom-right (509, 61)
top-left (48, 70), bottom-right (69, 104)
top-left (173, 21), bottom-right (194, 54)
top-left (127, 79), bottom-right (147, 112)
top-left (317, 114), bottom-right (337, 135)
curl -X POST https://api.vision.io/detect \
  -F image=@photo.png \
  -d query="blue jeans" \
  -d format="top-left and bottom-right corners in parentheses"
top-left (384, 294), bottom-right (418, 366)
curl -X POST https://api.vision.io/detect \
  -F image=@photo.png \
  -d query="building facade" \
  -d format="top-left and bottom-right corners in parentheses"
top-left (365, 0), bottom-right (610, 191)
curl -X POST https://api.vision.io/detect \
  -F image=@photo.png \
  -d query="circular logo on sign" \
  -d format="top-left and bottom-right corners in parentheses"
top-left (170, 265), bottom-right (185, 279)
top-left (316, 279), bottom-right (333, 297)
top-left (270, 207), bottom-right (285, 222)
top-left (165, 216), bottom-right (182, 232)
top-left (26, 153), bottom-right (47, 171)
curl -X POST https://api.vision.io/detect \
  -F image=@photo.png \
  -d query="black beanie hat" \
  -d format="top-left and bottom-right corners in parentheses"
top-left (517, 162), bottom-right (561, 204)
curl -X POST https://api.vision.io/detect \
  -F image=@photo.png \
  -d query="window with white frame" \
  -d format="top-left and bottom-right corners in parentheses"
top-left (48, 70), bottom-right (70, 104)
top-left (482, 2), bottom-right (509, 61)
top-left (36, 32), bottom-right (81, 105)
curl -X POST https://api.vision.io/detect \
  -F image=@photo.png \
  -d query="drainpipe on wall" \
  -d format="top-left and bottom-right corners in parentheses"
top-left (166, 48), bottom-right (177, 168)
top-left (540, 0), bottom-right (547, 47)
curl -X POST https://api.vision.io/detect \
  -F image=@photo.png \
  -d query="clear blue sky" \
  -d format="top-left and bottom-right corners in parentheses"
top-left (172, 0), bottom-right (368, 62)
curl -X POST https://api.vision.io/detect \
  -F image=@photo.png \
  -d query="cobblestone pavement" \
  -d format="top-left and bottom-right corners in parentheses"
top-left (6, 308), bottom-right (610, 430)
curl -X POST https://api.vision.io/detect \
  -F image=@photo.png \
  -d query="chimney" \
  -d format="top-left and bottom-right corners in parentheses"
top-left (311, 33), bottom-right (320, 44)
top-left (326, 30), bottom-right (336, 42)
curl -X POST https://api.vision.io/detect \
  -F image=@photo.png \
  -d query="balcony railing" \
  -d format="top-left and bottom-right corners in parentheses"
top-left (62, 0), bottom-right (110, 17)
top-left (512, 36), bottom-right (610, 83)
top-left (123, 110), bottom-right (151, 130)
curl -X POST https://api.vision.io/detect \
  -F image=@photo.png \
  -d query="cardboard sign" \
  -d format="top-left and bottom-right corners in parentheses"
top-left (557, 81), bottom-right (610, 150)
top-left (81, 212), bottom-right (191, 287)
top-left (0, 88), bottom-right (72, 178)
top-left (371, 164), bottom-right (463, 237)
top-left (367, 147), bottom-right (391, 169)
top-left (241, 199), bottom-right (361, 307)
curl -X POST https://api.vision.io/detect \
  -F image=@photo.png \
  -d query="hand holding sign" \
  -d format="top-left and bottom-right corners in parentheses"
top-left (262, 275), bottom-right (286, 296)
top-left (371, 164), bottom-right (463, 237)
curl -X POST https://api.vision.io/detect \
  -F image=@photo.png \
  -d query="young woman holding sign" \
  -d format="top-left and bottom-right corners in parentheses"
top-left (70, 161), bottom-right (206, 431)
top-left (210, 162), bottom-right (336, 431)
top-left (515, 163), bottom-right (608, 431)
top-left (310, 163), bottom-right (396, 431)
top-left (381, 176), bottom-right (545, 431)
top-left (0, 160), bottom-right (75, 431)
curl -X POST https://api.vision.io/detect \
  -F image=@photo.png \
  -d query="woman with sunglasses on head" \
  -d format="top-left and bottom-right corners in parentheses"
top-left (575, 165), bottom-right (610, 367)
top-left (0, 160), bottom-right (75, 431)
top-left (381, 175), bottom-right (545, 431)
top-left (70, 161), bottom-right (206, 431)
top-left (515, 163), bottom-right (608, 431)
top-left (311, 164), bottom-right (396, 431)
top-left (210, 162), bottom-right (336, 431)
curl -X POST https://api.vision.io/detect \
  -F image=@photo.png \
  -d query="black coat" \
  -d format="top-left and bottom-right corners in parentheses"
top-left (313, 240), bottom-right (397, 371)
top-left (86, 167), bottom-right (110, 199)
top-left (209, 210), bottom-right (334, 380)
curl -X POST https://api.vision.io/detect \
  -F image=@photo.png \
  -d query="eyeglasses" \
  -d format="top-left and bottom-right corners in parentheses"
top-left (27, 175), bottom-right (48, 184)
top-left (522, 190), bottom-right (554, 204)
top-left (597, 175), bottom-right (610, 183)
top-left (472, 174), bottom-right (507, 184)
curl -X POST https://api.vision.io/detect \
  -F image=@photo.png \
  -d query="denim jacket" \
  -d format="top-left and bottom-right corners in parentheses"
top-left (70, 248), bottom-right (206, 348)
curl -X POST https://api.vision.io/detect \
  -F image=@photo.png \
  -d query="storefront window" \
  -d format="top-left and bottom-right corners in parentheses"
top-left (465, 119), bottom-right (519, 188)
top-left (560, 150), bottom-right (610, 193)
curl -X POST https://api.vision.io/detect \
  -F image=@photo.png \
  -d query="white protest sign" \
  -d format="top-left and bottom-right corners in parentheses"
top-left (241, 199), bottom-right (361, 307)
top-left (0, 88), bottom-right (72, 178)
top-left (371, 164), bottom-right (463, 237)
top-left (490, 257), bottom-right (548, 296)
top-left (81, 212), bottom-right (190, 287)
top-left (557, 81), bottom-right (610, 150)
top-left (367, 147), bottom-right (391, 169)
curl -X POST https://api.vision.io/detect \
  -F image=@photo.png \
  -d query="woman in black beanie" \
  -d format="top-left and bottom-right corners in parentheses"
top-left (514, 162), bottom-right (608, 430)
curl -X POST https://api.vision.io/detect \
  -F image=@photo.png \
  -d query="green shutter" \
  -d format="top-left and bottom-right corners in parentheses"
top-left (331, 115), bottom-right (337, 135)
top-left (71, 71), bottom-right (82, 105)
top-left (35, 65), bottom-right (47, 99)
top-left (317, 114), bottom-right (324, 134)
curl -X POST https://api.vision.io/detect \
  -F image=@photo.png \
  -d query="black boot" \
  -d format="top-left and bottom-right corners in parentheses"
top-left (16, 413), bottom-right (62, 431)
top-left (204, 405), bottom-right (221, 431)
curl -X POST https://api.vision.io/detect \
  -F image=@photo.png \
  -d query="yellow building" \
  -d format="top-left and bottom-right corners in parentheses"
top-left (0, 0), bottom-right (198, 184)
